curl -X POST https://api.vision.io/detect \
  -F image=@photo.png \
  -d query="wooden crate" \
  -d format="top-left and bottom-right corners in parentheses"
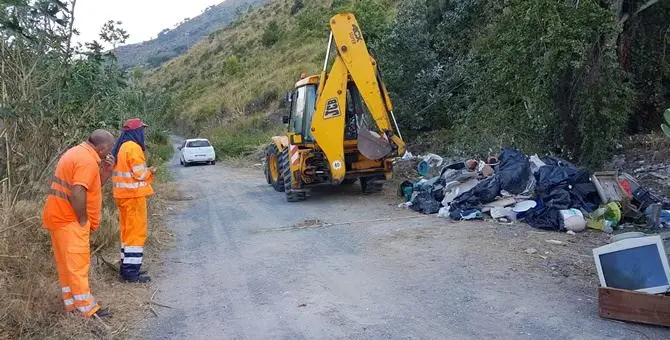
top-left (599, 287), bottom-right (670, 327)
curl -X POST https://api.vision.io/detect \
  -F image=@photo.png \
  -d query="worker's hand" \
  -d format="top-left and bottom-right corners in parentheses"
top-left (79, 218), bottom-right (89, 227)
top-left (149, 166), bottom-right (157, 174)
top-left (104, 154), bottom-right (115, 168)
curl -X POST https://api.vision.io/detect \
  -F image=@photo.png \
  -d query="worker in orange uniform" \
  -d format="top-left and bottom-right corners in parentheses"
top-left (42, 129), bottom-right (116, 318)
top-left (112, 118), bottom-right (156, 283)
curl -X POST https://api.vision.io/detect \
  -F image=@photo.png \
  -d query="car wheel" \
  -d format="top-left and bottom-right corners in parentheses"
top-left (210, 160), bottom-right (216, 165)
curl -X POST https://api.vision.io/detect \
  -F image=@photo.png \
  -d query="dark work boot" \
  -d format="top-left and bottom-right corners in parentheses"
top-left (92, 308), bottom-right (113, 319)
top-left (123, 274), bottom-right (151, 283)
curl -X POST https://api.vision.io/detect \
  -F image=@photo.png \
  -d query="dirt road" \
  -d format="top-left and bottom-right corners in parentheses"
top-left (141, 141), bottom-right (670, 339)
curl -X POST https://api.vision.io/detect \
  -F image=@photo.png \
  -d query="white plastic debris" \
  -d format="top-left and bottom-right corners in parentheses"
top-left (401, 151), bottom-right (415, 160)
top-left (437, 207), bottom-right (450, 218)
top-left (529, 154), bottom-right (546, 173)
top-left (513, 200), bottom-right (537, 213)
top-left (490, 207), bottom-right (516, 220)
top-left (422, 153), bottom-right (444, 168)
top-left (560, 208), bottom-right (586, 232)
top-left (545, 240), bottom-right (565, 245)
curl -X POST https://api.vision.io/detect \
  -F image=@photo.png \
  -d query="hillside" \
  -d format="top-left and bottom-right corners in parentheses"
top-left (146, 0), bottom-right (398, 156)
top-left (147, 0), bottom-right (670, 166)
top-left (115, 0), bottom-right (270, 68)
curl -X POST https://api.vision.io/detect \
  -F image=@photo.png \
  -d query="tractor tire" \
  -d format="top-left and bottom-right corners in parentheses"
top-left (266, 144), bottom-right (285, 192)
top-left (360, 176), bottom-right (384, 194)
top-left (280, 148), bottom-right (306, 202)
top-left (264, 160), bottom-right (272, 184)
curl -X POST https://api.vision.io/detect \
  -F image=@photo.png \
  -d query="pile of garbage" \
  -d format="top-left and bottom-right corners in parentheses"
top-left (398, 149), bottom-right (670, 232)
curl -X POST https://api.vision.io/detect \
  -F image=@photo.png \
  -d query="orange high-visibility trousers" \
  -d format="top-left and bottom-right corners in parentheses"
top-left (116, 197), bottom-right (147, 279)
top-left (48, 221), bottom-right (100, 317)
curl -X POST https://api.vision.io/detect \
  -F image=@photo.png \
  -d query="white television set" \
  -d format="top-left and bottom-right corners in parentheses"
top-left (592, 235), bottom-right (670, 294)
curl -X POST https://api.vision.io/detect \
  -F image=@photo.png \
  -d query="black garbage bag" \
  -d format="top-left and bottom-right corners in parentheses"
top-left (525, 188), bottom-right (571, 231)
top-left (535, 161), bottom-right (599, 213)
top-left (535, 165), bottom-right (578, 193)
top-left (570, 182), bottom-right (600, 213)
top-left (526, 159), bottom-right (600, 230)
top-left (525, 206), bottom-right (563, 230)
top-left (496, 148), bottom-right (531, 194)
top-left (448, 176), bottom-right (500, 219)
top-left (540, 156), bottom-right (576, 169)
top-left (410, 191), bottom-right (441, 214)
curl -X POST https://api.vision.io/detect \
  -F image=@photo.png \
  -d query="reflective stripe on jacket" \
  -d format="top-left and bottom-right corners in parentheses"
top-left (42, 142), bottom-right (102, 230)
top-left (112, 141), bottom-right (154, 198)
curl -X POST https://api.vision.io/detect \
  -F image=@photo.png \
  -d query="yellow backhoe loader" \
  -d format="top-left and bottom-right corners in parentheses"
top-left (264, 13), bottom-right (406, 202)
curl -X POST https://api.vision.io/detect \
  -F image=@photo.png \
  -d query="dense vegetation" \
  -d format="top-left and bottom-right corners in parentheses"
top-left (1, 0), bottom-right (172, 337)
top-left (115, 0), bottom-right (270, 68)
top-left (149, 0), bottom-right (669, 168)
top-left (376, 0), bottom-right (669, 166)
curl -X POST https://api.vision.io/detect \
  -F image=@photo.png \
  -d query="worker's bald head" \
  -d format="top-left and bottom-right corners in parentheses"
top-left (88, 129), bottom-right (116, 158)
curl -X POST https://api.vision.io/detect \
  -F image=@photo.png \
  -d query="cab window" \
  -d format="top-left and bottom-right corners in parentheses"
top-left (290, 88), bottom-right (304, 134)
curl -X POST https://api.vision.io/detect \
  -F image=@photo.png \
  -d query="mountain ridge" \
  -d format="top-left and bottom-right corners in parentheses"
top-left (115, 0), bottom-right (270, 68)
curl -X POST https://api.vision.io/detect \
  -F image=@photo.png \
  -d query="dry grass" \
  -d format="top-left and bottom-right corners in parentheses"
top-left (0, 179), bottom-right (178, 339)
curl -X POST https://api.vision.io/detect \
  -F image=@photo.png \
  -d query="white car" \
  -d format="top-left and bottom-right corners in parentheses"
top-left (179, 138), bottom-right (216, 166)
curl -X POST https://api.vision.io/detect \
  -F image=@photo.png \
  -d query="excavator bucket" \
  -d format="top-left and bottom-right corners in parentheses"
top-left (357, 124), bottom-right (392, 160)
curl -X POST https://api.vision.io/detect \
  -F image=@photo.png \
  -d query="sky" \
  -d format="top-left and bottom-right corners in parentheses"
top-left (73, 0), bottom-right (224, 47)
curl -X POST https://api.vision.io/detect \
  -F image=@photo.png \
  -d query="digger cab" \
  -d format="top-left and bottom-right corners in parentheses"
top-left (282, 76), bottom-right (319, 144)
top-left (283, 75), bottom-right (373, 146)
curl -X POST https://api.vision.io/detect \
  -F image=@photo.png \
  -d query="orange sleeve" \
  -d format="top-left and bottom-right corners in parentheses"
top-left (129, 144), bottom-right (153, 183)
top-left (72, 158), bottom-right (97, 190)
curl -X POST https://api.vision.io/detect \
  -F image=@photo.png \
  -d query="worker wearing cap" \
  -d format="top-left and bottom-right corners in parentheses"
top-left (112, 118), bottom-right (156, 283)
top-left (42, 129), bottom-right (116, 318)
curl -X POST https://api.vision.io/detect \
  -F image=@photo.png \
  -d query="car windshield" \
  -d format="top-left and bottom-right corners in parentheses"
top-left (187, 140), bottom-right (211, 148)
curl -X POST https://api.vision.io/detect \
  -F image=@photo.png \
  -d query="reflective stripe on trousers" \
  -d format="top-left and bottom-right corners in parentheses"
top-left (61, 286), bottom-right (74, 310)
top-left (48, 223), bottom-right (100, 317)
top-left (76, 297), bottom-right (98, 313)
top-left (113, 181), bottom-right (149, 189)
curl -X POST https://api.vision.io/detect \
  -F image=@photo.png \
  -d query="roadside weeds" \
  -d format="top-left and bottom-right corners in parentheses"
top-left (0, 181), bottom-right (179, 339)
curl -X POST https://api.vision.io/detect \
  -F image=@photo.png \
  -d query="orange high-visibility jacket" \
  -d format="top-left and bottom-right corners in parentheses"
top-left (42, 142), bottom-right (102, 230)
top-left (112, 141), bottom-right (154, 199)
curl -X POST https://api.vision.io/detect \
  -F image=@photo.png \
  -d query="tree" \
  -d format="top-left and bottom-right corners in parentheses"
top-left (376, 0), bottom-right (634, 166)
top-left (99, 19), bottom-right (129, 50)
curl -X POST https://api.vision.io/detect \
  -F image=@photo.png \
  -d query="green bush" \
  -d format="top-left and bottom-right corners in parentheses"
top-left (295, 6), bottom-right (331, 37)
top-left (663, 109), bottom-right (670, 138)
top-left (147, 130), bottom-right (173, 166)
top-left (207, 116), bottom-right (282, 158)
top-left (222, 55), bottom-right (243, 76)
top-left (261, 21), bottom-right (282, 47)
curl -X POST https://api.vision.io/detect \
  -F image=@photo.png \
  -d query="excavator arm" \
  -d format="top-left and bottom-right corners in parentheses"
top-left (311, 13), bottom-right (406, 183)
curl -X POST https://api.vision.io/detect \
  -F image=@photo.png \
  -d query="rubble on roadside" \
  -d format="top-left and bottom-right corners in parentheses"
top-left (397, 148), bottom-right (670, 233)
